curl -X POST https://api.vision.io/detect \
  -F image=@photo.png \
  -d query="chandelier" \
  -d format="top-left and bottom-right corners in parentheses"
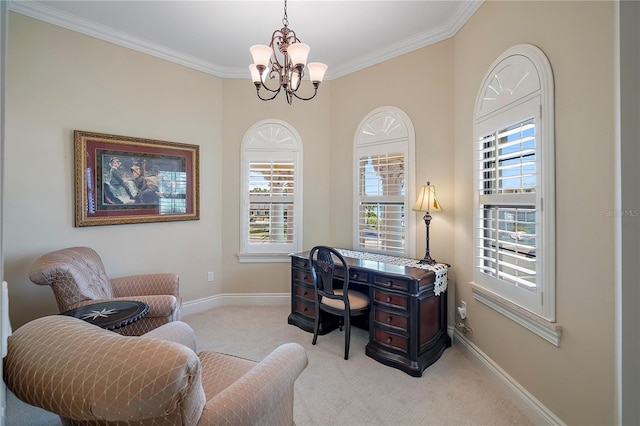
top-left (249, 0), bottom-right (328, 104)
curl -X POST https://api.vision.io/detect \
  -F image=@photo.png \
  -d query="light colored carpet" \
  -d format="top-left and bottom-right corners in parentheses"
top-left (6, 305), bottom-right (532, 425)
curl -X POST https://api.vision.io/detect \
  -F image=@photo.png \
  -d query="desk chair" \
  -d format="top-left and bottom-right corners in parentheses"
top-left (309, 246), bottom-right (370, 360)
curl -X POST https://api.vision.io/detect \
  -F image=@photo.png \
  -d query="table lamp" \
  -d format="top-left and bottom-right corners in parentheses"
top-left (412, 182), bottom-right (441, 265)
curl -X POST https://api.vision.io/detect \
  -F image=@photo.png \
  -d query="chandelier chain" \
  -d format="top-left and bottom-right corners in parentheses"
top-left (282, 0), bottom-right (289, 27)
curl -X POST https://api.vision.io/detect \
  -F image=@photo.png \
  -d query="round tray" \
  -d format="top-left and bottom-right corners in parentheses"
top-left (61, 300), bottom-right (150, 330)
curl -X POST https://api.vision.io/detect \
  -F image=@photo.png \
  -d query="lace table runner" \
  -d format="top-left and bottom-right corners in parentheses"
top-left (336, 249), bottom-right (448, 296)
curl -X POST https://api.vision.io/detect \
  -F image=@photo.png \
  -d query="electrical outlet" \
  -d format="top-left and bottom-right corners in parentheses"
top-left (457, 300), bottom-right (467, 319)
top-left (207, 271), bottom-right (214, 282)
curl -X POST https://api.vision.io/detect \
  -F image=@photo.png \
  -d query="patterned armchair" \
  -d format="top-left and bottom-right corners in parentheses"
top-left (29, 246), bottom-right (180, 335)
top-left (3, 315), bottom-right (308, 425)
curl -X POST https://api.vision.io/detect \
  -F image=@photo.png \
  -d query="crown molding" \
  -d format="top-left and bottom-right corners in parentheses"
top-left (8, 0), bottom-right (227, 77)
top-left (9, 0), bottom-right (483, 80)
top-left (328, 0), bottom-right (484, 79)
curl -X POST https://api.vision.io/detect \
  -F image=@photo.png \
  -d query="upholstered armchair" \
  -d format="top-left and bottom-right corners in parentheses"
top-left (29, 246), bottom-right (180, 335)
top-left (4, 315), bottom-right (308, 425)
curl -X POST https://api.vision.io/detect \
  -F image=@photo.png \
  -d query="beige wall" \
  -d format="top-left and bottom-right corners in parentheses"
top-left (452, 1), bottom-right (615, 424)
top-left (5, 14), bottom-right (225, 326)
top-left (4, 1), bottom-right (618, 423)
top-left (328, 38), bottom-right (457, 311)
top-left (219, 78), bottom-right (331, 294)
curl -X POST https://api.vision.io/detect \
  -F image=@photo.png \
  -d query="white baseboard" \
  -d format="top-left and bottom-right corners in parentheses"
top-left (452, 329), bottom-right (566, 426)
top-left (181, 293), bottom-right (289, 316)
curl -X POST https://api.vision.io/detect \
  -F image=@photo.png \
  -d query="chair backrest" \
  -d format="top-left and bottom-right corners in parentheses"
top-left (309, 246), bottom-right (350, 305)
top-left (4, 315), bottom-right (206, 425)
top-left (28, 246), bottom-right (115, 312)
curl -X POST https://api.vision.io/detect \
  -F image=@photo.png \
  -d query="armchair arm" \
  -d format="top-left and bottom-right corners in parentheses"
top-left (110, 273), bottom-right (179, 297)
top-left (199, 343), bottom-right (308, 425)
top-left (4, 316), bottom-right (205, 423)
top-left (143, 320), bottom-right (197, 352)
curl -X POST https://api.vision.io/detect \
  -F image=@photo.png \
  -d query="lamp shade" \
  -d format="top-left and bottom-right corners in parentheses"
top-left (307, 62), bottom-right (328, 83)
top-left (250, 44), bottom-right (273, 67)
top-left (413, 182), bottom-right (441, 212)
top-left (287, 42), bottom-right (310, 67)
top-left (249, 64), bottom-right (262, 83)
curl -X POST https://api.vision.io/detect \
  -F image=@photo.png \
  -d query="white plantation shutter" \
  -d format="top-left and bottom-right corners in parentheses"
top-left (248, 160), bottom-right (295, 245)
top-left (356, 150), bottom-right (406, 254)
top-left (473, 44), bottom-right (555, 327)
top-left (353, 107), bottom-right (416, 258)
top-left (477, 117), bottom-right (538, 293)
top-left (240, 120), bottom-right (302, 261)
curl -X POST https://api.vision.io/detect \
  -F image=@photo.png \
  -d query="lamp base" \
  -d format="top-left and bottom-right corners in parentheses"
top-left (418, 256), bottom-right (437, 265)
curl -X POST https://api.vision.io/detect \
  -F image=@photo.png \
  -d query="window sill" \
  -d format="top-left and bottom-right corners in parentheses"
top-left (470, 282), bottom-right (562, 346)
top-left (237, 253), bottom-right (291, 263)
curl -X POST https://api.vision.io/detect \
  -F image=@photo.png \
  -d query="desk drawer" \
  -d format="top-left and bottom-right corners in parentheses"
top-left (373, 329), bottom-right (408, 353)
top-left (293, 284), bottom-right (315, 302)
top-left (334, 268), bottom-right (369, 284)
top-left (291, 257), bottom-right (310, 270)
top-left (293, 300), bottom-right (315, 319)
top-left (373, 308), bottom-right (408, 332)
top-left (292, 269), bottom-right (314, 285)
top-left (373, 289), bottom-right (408, 311)
top-left (373, 275), bottom-right (412, 291)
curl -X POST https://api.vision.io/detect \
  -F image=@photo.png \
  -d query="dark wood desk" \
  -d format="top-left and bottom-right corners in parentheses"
top-left (288, 249), bottom-right (451, 377)
top-left (61, 300), bottom-right (149, 330)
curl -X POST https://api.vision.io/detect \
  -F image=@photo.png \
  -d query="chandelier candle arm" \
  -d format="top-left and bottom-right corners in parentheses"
top-left (248, 0), bottom-right (327, 104)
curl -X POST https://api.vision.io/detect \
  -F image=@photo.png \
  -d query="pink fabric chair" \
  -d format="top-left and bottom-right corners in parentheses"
top-left (29, 246), bottom-right (180, 335)
top-left (3, 315), bottom-right (308, 425)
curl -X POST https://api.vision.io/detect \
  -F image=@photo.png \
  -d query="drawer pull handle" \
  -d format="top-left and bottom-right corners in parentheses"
top-left (386, 337), bottom-right (392, 344)
top-left (385, 296), bottom-right (392, 303)
top-left (386, 316), bottom-right (392, 324)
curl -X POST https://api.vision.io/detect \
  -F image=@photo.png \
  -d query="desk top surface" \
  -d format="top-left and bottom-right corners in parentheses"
top-left (291, 248), bottom-right (449, 294)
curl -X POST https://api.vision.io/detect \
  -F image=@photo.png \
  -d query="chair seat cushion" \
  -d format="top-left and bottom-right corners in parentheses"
top-left (321, 289), bottom-right (369, 310)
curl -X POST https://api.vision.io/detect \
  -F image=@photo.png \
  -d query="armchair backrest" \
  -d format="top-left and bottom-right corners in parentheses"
top-left (29, 246), bottom-right (114, 312)
top-left (4, 315), bottom-right (206, 425)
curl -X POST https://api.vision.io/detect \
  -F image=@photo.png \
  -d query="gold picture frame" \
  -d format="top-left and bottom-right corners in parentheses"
top-left (74, 130), bottom-right (199, 227)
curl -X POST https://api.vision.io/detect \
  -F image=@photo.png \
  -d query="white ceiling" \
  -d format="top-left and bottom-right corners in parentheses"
top-left (9, 0), bottom-right (483, 79)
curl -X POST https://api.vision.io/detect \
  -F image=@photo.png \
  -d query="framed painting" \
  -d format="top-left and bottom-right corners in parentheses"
top-left (74, 130), bottom-right (199, 227)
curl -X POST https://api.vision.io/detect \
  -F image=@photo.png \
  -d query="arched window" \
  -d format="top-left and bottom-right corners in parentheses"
top-left (353, 107), bottom-right (416, 258)
top-left (472, 44), bottom-right (558, 343)
top-left (239, 120), bottom-right (303, 262)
